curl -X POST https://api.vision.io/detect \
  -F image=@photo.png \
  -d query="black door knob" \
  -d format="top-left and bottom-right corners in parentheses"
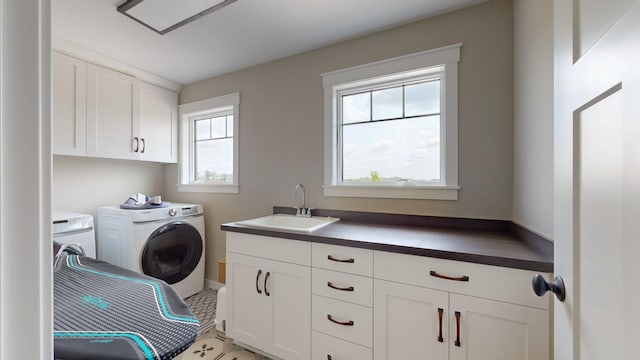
top-left (532, 274), bottom-right (566, 302)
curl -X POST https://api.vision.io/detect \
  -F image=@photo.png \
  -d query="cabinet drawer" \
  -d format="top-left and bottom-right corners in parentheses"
top-left (312, 331), bottom-right (372, 360)
top-left (374, 251), bottom-right (551, 310)
top-left (313, 243), bottom-right (373, 276)
top-left (312, 295), bottom-right (372, 348)
top-left (312, 268), bottom-right (373, 307)
top-left (226, 232), bottom-right (311, 266)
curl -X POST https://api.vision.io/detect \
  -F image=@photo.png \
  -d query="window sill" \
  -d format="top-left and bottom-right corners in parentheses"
top-left (323, 184), bottom-right (459, 200)
top-left (177, 183), bottom-right (239, 194)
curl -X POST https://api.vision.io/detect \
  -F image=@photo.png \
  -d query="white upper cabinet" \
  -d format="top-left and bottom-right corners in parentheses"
top-left (53, 51), bottom-right (178, 163)
top-left (53, 52), bottom-right (86, 156)
top-left (86, 62), bottom-right (139, 160)
top-left (138, 82), bottom-right (178, 163)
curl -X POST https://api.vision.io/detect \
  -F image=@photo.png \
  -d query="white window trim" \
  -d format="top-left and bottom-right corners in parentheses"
top-left (322, 43), bottom-right (461, 200)
top-left (177, 92), bottom-right (240, 193)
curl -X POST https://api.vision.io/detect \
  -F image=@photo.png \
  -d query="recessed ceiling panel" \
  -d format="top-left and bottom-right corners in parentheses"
top-left (119, 0), bottom-right (235, 34)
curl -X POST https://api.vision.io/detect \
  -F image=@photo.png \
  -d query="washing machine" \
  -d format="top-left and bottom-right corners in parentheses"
top-left (52, 211), bottom-right (96, 258)
top-left (96, 203), bottom-right (205, 299)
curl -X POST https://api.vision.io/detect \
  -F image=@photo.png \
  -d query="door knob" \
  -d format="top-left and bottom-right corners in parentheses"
top-left (532, 274), bottom-right (566, 302)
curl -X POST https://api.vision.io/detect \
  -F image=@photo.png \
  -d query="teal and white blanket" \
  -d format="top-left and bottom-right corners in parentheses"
top-left (54, 254), bottom-right (199, 360)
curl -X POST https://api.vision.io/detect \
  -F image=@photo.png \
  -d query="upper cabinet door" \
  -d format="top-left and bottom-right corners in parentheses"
top-left (139, 82), bottom-right (178, 163)
top-left (53, 52), bottom-right (86, 156)
top-left (86, 63), bottom-right (140, 160)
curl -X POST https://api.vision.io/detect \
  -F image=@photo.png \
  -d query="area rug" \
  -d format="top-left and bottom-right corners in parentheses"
top-left (180, 288), bottom-right (265, 359)
top-left (176, 332), bottom-right (263, 360)
top-left (184, 288), bottom-right (218, 336)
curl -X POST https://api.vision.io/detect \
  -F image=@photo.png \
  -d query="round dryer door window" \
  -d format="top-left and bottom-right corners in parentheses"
top-left (141, 221), bottom-right (203, 285)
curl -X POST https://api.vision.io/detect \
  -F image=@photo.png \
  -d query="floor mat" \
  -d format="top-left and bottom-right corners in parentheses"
top-left (184, 288), bottom-right (218, 336)
top-left (176, 332), bottom-right (261, 360)
top-left (180, 288), bottom-right (267, 359)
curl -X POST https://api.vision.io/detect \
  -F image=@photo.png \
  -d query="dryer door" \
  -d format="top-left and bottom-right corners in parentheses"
top-left (141, 221), bottom-right (203, 284)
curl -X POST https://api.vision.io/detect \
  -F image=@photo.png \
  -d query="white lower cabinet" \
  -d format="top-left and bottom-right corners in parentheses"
top-left (373, 251), bottom-right (550, 360)
top-left (449, 293), bottom-right (549, 360)
top-left (374, 279), bottom-right (449, 360)
top-left (225, 233), bottom-right (550, 360)
top-left (226, 234), bottom-right (311, 360)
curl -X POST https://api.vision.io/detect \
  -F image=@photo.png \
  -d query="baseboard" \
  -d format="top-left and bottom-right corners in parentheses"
top-left (204, 278), bottom-right (225, 290)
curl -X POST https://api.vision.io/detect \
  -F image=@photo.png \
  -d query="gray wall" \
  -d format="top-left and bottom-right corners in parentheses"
top-left (165, 0), bottom-right (515, 281)
top-left (512, 0), bottom-right (554, 240)
top-left (53, 155), bottom-right (164, 219)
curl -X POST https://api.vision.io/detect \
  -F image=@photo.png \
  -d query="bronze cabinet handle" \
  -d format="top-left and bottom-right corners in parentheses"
top-left (140, 138), bottom-right (145, 153)
top-left (133, 137), bottom-right (139, 152)
top-left (327, 281), bottom-right (354, 292)
top-left (327, 314), bottom-right (354, 326)
top-left (454, 311), bottom-right (461, 347)
top-left (264, 271), bottom-right (271, 296)
top-left (430, 270), bottom-right (469, 282)
top-left (327, 255), bottom-right (355, 263)
top-left (437, 308), bottom-right (444, 342)
top-left (327, 356), bottom-right (332, 360)
top-left (255, 269), bottom-right (262, 294)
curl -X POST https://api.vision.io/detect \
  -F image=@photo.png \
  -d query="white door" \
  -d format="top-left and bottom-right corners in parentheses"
top-left (554, 1), bottom-right (640, 359)
top-left (139, 82), bottom-right (178, 163)
top-left (266, 259), bottom-right (311, 360)
top-left (86, 63), bottom-right (139, 160)
top-left (373, 279), bottom-right (448, 360)
top-left (227, 253), bottom-right (311, 360)
top-left (52, 52), bottom-right (86, 156)
top-left (449, 294), bottom-right (549, 360)
top-left (226, 253), bottom-right (268, 349)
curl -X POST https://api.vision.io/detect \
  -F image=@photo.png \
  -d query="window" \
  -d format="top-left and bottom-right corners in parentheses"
top-left (178, 93), bottom-right (239, 193)
top-left (322, 44), bottom-right (461, 200)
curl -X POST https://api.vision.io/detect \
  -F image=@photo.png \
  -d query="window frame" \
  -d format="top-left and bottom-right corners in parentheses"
top-left (177, 92), bottom-right (240, 193)
top-left (322, 44), bottom-right (461, 200)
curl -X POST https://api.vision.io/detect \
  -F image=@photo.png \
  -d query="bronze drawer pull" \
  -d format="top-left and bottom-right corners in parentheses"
top-left (327, 255), bottom-right (355, 263)
top-left (327, 314), bottom-right (354, 326)
top-left (437, 308), bottom-right (444, 342)
top-left (454, 311), bottom-right (461, 347)
top-left (327, 282), bottom-right (354, 292)
top-left (255, 269), bottom-right (262, 294)
top-left (430, 270), bottom-right (469, 282)
top-left (264, 271), bottom-right (271, 296)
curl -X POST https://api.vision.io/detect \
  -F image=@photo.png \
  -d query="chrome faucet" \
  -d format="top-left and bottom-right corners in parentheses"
top-left (294, 183), bottom-right (313, 217)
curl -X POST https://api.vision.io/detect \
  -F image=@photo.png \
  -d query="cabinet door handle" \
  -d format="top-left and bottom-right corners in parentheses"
top-left (454, 311), bottom-right (461, 347)
top-left (133, 137), bottom-right (139, 152)
top-left (437, 308), bottom-right (444, 342)
top-left (255, 269), bottom-right (262, 294)
top-left (327, 355), bottom-right (332, 360)
top-left (430, 270), bottom-right (469, 282)
top-left (264, 271), bottom-right (271, 296)
top-left (327, 255), bottom-right (355, 263)
top-left (327, 281), bottom-right (354, 292)
top-left (327, 314), bottom-right (354, 326)
top-left (140, 138), bottom-right (145, 153)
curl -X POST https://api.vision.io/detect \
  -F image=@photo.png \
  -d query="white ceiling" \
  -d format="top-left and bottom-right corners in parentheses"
top-left (52, 0), bottom-right (486, 85)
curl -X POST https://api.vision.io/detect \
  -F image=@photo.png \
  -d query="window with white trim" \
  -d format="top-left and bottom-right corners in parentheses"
top-left (322, 44), bottom-right (461, 200)
top-left (178, 93), bottom-right (240, 193)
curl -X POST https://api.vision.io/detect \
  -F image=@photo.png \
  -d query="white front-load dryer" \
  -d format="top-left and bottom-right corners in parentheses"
top-left (96, 203), bottom-right (205, 298)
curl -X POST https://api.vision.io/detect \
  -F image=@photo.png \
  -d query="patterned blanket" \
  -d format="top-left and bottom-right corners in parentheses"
top-left (54, 254), bottom-right (199, 360)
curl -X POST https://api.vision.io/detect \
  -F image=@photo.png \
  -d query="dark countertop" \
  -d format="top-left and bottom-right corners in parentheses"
top-left (221, 208), bottom-right (554, 273)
